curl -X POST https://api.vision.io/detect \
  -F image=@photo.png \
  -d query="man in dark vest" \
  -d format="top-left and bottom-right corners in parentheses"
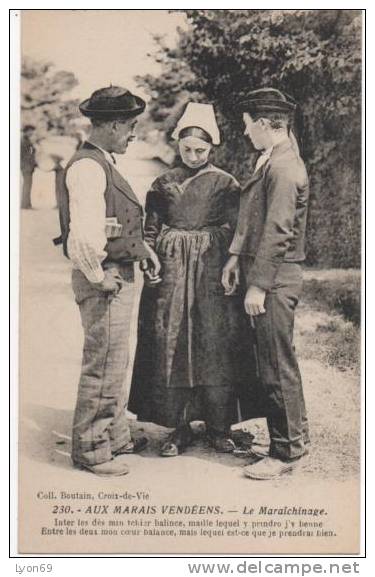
top-left (61, 86), bottom-right (160, 476)
top-left (222, 88), bottom-right (310, 480)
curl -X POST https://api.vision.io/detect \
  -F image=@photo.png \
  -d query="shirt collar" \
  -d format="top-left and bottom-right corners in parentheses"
top-left (86, 141), bottom-right (116, 165)
top-left (261, 145), bottom-right (273, 158)
top-left (254, 146), bottom-right (273, 173)
top-left (271, 137), bottom-right (294, 155)
top-left (254, 136), bottom-right (292, 172)
top-left (262, 135), bottom-right (291, 157)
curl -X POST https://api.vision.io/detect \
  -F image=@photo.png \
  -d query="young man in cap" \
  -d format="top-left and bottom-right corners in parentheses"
top-left (59, 86), bottom-right (160, 476)
top-left (222, 88), bottom-right (310, 480)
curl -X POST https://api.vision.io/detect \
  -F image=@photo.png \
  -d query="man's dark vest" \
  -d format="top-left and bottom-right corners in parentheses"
top-left (57, 142), bottom-right (149, 263)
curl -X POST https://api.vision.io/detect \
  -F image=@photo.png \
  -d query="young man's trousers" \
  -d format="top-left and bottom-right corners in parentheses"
top-left (242, 260), bottom-right (309, 461)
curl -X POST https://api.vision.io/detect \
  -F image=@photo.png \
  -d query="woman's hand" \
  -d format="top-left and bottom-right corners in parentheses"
top-left (140, 243), bottom-right (162, 286)
top-left (222, 255), bottom-right (240, 295)
top-left (143, 242), bottom-right (161, 276)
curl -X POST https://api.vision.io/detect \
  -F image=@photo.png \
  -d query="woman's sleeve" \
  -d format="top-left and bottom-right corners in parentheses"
top-left (144, 178), bottom-right (165, 249)
top-left (225, 177), bottom-right (241, 231)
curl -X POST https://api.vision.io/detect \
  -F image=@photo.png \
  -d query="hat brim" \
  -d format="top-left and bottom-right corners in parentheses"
top-left (79, 95), bottom-right (146, 119)
top-left (237, 98), bottom-right (296, 115)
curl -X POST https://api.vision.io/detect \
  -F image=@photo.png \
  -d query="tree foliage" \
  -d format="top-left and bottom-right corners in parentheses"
top-left (21, 57), bottom-right (80, 141)
top-left (138, 9), bottom-right (362, 268)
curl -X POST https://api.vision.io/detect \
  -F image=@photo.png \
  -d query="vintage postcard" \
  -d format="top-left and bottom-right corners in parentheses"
top-left (16, 9), bottom-right (362, 555)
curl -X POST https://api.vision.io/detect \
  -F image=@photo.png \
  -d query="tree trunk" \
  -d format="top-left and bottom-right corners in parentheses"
top-left (21, 170), bottom-right (34, 209)
top-left (54, 165), bottom-right (64, 209)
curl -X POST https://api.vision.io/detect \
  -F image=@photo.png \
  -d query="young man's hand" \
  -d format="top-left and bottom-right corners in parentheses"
top-left (92, 270), bottom-right (123, 294)
top-left (222, 255), bottom-right (240, 295)
top-left (244, 285), bottom-right (266, 316)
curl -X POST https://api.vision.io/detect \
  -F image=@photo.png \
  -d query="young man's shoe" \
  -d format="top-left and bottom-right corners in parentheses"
top-left (249, 446), bottom-right (309, 459)
top-left (243, 456), bottom-right (302, 480)
top-left (74, 455), bottom-right (130, 477)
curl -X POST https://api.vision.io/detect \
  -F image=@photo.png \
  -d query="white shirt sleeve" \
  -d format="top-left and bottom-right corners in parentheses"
top-left (66, 158), bottom-right (108, 283)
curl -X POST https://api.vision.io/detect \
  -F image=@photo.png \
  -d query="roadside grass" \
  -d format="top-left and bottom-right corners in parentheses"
top-left (291, 269), bottom-right (361, 479)
top-left (297, 268), bottom-right (361, 374)
top-left (302, 268), bottom-right (361, 326)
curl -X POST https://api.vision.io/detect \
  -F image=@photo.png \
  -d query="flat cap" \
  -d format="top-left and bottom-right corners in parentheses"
top-left (237, 88), bottom-right (297, 115)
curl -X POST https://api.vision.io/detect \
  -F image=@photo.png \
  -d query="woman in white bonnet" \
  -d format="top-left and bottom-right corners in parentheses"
top-left (129, 103), bottom-right (259, 456)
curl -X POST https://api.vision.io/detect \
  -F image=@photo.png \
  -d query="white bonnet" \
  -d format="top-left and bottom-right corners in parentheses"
top-left (171, 102), bottom-right (220, 145)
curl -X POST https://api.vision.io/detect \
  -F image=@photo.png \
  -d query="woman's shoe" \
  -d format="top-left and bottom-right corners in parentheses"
top-left (160, 442), bottom-right (180, 457)
top-left (209, 433), bottom-right (236, 453)
top-left (113, 437), bottom-right (148, 455)
top-left (160, 425), bottom-right (193, 457)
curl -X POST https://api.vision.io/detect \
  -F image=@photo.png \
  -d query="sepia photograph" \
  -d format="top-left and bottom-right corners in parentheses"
top-left (16, 8), bottom-right (362, 555)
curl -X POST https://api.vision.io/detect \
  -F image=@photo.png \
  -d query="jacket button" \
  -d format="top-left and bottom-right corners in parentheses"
top-left (132, 243), bottom-right (136, 248)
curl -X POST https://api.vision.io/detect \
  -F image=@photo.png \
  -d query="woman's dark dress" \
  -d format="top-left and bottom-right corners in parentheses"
top-left (128, 163), bottom-right (261, 431)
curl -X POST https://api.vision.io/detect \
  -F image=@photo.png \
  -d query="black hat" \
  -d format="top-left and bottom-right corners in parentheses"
top-left (237, 88), bottom-right (297, 115)
top-left (79, 86), bottom-right (146, 119)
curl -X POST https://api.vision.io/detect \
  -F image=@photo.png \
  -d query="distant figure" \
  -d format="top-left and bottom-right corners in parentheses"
top-left (21, 125), bottom-right (37, 209)
top-left (50, 154), bottom-right (64, 209)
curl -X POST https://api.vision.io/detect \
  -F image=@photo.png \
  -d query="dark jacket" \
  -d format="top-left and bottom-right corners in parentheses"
top-left (229, 139), bottom-right (309, 290)
top-left (58, 142), bottom-right (149, 262)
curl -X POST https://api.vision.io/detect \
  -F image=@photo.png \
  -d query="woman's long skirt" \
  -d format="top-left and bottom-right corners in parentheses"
top-left (128, 226), bottom-right (264, 429)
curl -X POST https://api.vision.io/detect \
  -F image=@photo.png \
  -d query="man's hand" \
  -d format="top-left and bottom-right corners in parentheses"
top-left (244, 285), bottom-right (266, 316)
top-left (222, 255), bottom-right (240, 295)
top-left (92, 270), bottom-right (123, 294)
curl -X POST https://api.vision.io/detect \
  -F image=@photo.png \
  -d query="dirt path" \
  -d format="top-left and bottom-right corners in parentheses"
top-left (19, 205), bottom-right (360, 484)
top-left (16, 171), bottom-right (360, 554)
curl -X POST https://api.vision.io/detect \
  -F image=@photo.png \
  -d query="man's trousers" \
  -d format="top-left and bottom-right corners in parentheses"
top-left (71, 264), bottom-right (135, 466)
top-left (241, 260), bottom-right (309, 462)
